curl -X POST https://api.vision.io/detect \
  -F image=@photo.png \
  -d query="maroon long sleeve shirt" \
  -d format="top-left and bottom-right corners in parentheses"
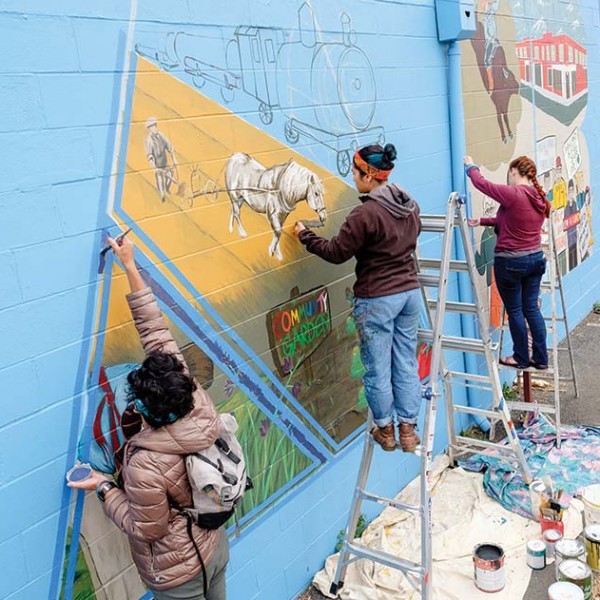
top-left (467, 166), bottom-right (547, 254)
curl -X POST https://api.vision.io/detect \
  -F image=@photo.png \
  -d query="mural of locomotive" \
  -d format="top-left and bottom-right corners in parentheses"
top-left (135, 2), bottom-right (385, 176)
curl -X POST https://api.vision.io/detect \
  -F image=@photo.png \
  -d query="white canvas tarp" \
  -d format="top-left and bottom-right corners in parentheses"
top-left (314, 456), bottom-right (583, 600)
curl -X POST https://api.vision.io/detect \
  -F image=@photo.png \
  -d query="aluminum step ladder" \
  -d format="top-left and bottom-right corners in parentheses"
top-left (329, 193), bottom-right (532, 600)
top-left (497, 218), bottom-right (579, 447)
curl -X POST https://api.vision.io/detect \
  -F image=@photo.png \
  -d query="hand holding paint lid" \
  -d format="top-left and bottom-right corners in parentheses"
top-left (65, 462), bottom-right (93, 483)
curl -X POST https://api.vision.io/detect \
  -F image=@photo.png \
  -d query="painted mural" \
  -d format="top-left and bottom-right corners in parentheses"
top-left (463, 0), bottom-right (593, 326)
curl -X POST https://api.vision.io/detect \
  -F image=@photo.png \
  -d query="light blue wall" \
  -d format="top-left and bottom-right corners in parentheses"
top-left (0, 1), bottom-right (598, 600)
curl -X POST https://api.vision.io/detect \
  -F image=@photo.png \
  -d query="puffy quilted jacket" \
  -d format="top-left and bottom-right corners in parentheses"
top-left (103, 287), bottom-right (221, 591)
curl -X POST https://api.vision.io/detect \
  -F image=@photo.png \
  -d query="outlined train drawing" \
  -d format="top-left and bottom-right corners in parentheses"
top-left (135, 2), bottom-right (385, 176)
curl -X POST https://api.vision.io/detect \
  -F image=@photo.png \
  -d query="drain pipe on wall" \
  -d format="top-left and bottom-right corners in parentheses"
top-left (435, 3), bottom-right (491, 432)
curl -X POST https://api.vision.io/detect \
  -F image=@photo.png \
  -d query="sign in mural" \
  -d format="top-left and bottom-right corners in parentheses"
top-left (267, 286), bottom-right (332, 377)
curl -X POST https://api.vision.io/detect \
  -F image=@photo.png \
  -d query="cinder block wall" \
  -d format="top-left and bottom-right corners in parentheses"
top-left (0, 2), bottom-right (598, 600)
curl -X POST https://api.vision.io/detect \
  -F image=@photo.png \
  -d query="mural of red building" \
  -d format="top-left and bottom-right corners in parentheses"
top-left (516, 32), bottom-right (588, 106)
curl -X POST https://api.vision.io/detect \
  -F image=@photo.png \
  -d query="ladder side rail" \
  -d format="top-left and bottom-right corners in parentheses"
top-left (330, 414), bottom-right (377, 594)
top-left (456, 202), bottom-right (533, 483)
top-left (552, 231), bottom-right (579, 399)
top-left (547, 220), bottom-right (562, 447)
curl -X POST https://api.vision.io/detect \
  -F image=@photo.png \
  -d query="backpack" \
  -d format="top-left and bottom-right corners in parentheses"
top-left (184, 412), bottom-right (252, 530)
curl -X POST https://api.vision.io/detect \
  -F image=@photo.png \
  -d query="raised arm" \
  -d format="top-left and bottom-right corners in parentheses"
top-left (464, 158), bottom-right (519, 207)
top-left (108, 236), bottom-right (186, 367)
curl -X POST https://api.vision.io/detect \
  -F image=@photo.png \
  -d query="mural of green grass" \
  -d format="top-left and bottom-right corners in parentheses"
top-left (219, 385), bottom-right (313, 520)
top-left (60, 527), bottom-right (96, 600)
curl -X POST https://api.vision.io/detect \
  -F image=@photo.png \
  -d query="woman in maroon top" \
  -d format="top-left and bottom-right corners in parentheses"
top-left (464, 155), bottom-right (552, 370)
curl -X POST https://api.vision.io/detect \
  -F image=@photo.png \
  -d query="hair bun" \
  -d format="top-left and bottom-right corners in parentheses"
top-left (383, 143), bottom-right (397, 163)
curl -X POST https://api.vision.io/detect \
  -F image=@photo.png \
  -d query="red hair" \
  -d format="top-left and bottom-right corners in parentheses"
top-left (509, 155), bottom-right (551, 218)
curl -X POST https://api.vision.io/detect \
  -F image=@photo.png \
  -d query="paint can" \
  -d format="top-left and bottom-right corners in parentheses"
top-left (544, 529), bottom-right (563, 560)
top-left (555, 539), bottom-right (587, 580)
top-left (581, 484), bottom-right (600, 527)
top-left (528, 539), bottom-right (547, 570)
top-left (473, 543), bottom-right (505, 592)
top-left (547, 581), bottom-right (584, 600)
top-left (557, 559), bottom-right (593, 600)
top-left (584, 525), bottom-right (600, 571)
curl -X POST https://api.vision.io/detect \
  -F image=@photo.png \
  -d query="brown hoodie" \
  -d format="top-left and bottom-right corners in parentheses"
top-left (103, 288), bottom-right (222, 591)
top-left (299, 183), bottom-right (421, 298)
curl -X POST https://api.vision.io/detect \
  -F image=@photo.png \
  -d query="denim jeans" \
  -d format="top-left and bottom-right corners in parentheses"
top-left (494, 251), bottom-right (548, 367)
top-left (353, 289), bottom-right (422, 428)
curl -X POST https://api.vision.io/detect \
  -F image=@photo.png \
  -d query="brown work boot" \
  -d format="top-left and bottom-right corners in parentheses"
top-left (371, 423), bottom-right (396, 451)
top-left (399, 423), bottom-right (420, 453)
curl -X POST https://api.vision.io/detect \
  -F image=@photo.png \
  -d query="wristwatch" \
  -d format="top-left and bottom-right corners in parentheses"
top-left (96, 480), bottom-right (118, 503)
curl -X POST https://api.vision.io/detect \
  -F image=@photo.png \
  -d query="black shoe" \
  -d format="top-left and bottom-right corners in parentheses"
top-left (529, 361), bottom-right (548, 370)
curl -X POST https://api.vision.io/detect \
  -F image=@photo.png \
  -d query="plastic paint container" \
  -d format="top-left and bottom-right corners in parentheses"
top-left (555, 539), bottom-right (587, 580)
top-left (581, 484), bottom-right (600, 527)
top-left (528, 539), bottom-right (547, 570)
top-left (473, 543), bottom-right (505, 592)
top-left (547, 581), bottom-right (584, 599)
top-left (544, 529), bottom-right (563, 560)
top-left (557, 559), bottom-right (592, 600)
top-left (584, 524), bottom-right (600, 571)
top-left (65, 463), bottom-right (93, 483)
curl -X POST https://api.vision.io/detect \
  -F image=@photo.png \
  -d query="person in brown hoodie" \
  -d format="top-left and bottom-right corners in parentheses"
top-left (68, 236), bottom-right (228, 600)
top-left (294, 143), bottom-right (423, 453)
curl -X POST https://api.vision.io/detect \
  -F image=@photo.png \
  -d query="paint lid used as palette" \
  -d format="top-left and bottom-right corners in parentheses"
top-left (65, 462), bottom-right (93, 483)
top-left (584, 524), bottom-right (600, 542)
top-left (548, 581), bottom-right (585, 600)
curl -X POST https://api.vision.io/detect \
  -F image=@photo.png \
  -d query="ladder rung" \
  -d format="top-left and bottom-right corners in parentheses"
top-left (544, 316), bottom-right (566, 322)
top-left (446, 371), bottom-right (493, 383)
top-left (418, 258), bottom-right (469, 272)
top-left (358, 490), bottom-right (422, 515)
top-left (453, 405), bottom-right (499, 420)
top-left (453, 436), bottom-right (520, 454)
top-left (418, 330), bottom-right (495, 354)
top-left (427, 299), bottom-right (478, 314)
top-left (507, 401), bottom-right (556, 414)
top-left (418, 273), bottom-right (441, 287)
top-left (498, 363), bottom-right (556, 375)
top-left (345, 542), bottom-right (424, 576)
top-left (527, 372), bottom-right (574, 382)
top-left (420, 214), bottom-right (450, 232)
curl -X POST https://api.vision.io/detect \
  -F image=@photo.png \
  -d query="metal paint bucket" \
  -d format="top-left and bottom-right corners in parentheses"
top-left (544, 529), bottom-right (563, 560)
top-left (528, 539), bottom-right (547, 570)
top-left (557, 559), bottom-right (592, 600)
top-left (584, 525), bottom-right (600, 571)
top-left (548, 581), bottom-right (585, 599)
top-left (555, 539), bottom-right (587, 580)
top-left (473, 543), bottom-right (505, 592)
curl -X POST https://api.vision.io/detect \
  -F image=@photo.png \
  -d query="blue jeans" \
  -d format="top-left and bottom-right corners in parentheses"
top-left (494, 252), bottom-right (548, 367)
top-left (353, 289), bottom-right (422, 428)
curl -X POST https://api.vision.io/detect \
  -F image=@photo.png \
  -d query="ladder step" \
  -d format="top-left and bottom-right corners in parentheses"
top-left (453, 436), bottom-right (521, 455)
top-left (418, 258), bottom-right (470, 272)
top-left (427, 299), bottom-right (478, 314)
top-left (358, 490), bottom-right (422, 515)
top-left (544, 316), bottom-right (566, 322)
top-left (453, 405), bottom-right (500, 420)
top-left (345, 541), bottom-right (424, 577)
top-left (446, 371), bottom-right (493, 384)
top-left (420, 214), bottom-right (459, 232)
top-left (418, 273), bottom-right (442, 287)
top-left (418, 330), bottom-right (496, 354)
top-left (498, 363), bottom-right (556, 375)
top-left (507, 401), bottom-right (556, 414)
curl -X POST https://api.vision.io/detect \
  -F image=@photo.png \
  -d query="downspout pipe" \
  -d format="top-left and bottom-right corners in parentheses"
top-left (447, 42), bottom-right (491, 432)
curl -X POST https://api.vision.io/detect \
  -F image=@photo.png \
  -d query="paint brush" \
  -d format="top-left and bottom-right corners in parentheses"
top-left (300, 219), bottom-right (325, 228)
top-left (100, 228), bottom-right (132, 256)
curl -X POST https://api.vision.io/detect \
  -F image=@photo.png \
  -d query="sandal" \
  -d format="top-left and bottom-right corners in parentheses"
top-left (499, 356), bottom-right (528, 369)
top-left (529, 360), bottom-right (549, 370)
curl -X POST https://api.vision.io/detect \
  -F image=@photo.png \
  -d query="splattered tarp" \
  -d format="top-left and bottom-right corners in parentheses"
top-left (313, 455), bottom-right (583, 600)
top-left (459, 418), bottom-right (600, 519)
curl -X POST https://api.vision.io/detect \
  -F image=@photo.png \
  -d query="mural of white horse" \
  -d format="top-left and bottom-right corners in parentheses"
top-left (226, 153), bottom-right (327, 260)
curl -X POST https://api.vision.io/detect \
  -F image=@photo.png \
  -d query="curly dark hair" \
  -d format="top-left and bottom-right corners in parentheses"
top-left (127, 351), bottom-right (196, 429)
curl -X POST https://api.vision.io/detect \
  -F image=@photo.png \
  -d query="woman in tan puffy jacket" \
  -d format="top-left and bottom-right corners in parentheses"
top-left (68, 237), bottom-right (228, 600)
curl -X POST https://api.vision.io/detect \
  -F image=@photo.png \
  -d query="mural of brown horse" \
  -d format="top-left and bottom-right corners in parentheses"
top-left (471, 20), bottom-right (519, 144)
